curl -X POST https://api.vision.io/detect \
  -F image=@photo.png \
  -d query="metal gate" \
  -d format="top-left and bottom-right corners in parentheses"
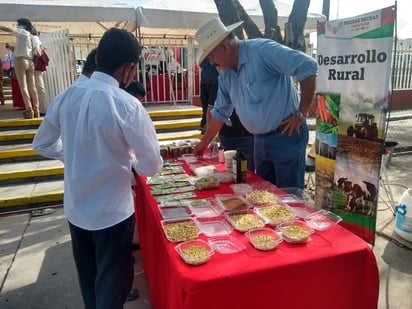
top-left (40, 29), bottom-right (77, 103)
top-left (72, 35), bottom-right (199, 105)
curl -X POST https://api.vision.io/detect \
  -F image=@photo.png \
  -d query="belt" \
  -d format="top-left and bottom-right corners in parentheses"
top-left (256, 123), bottom-right (288, 136)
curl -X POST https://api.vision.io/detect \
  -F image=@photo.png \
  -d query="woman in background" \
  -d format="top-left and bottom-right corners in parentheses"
top-left (31, 27), bottom-right (49, 115)
top-left (0, 18), bottom-right (39, 118)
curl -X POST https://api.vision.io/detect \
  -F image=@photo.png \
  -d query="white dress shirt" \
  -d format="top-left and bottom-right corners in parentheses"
top-left (33, 72), bottom-right (163, 230)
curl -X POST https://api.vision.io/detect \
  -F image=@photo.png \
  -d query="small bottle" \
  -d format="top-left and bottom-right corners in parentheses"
top-left (208, 138), bottom-right (218, 158)
top-left (218, 146), bottom-right (225, 163)
top-left (232, 152), bottom-right (247, 183)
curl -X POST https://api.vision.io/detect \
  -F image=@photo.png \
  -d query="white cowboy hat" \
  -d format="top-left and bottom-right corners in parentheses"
top-left (194, 18), bottom-right (243, 64)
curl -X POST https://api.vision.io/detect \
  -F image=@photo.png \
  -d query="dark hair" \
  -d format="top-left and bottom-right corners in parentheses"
top-left (225, 32), bottom-right (236, 41)
top-left (82, 48), bottom-right (97, 75)
top-left (96, 28), bottom-right (141, 74)
top-left (124, 80), bottom-right (146, 98)
top-left (31, 26), bottom-right (39, 36)
top-left (17, 18), bottom-right (33, 32)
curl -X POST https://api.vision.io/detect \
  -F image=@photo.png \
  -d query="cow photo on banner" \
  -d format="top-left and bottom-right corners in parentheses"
top-left (316, 6), bottom-right (395, 244)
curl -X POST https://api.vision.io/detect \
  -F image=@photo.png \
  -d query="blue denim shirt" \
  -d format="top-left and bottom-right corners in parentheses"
top-left (211, 38), bottom-right (318, 134)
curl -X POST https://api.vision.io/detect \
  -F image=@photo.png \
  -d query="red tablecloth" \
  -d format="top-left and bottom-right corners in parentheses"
top-left (133, 162), bottom-right (379, 309)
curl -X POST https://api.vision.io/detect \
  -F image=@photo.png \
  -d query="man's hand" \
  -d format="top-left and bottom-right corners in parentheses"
top-left (192, 140), bottom-right (208, 157)
top-left (193, 115), bottom-right (224, 156)
top-left (280, 113), bottom-right (305, 136)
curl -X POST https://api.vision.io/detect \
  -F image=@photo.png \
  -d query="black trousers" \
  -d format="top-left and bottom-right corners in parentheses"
top-left (69, 215), bottom-right (135, 309)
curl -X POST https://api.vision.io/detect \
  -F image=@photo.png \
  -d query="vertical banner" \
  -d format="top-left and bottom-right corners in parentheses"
top-left (316, 6), bottom-right (395, 244)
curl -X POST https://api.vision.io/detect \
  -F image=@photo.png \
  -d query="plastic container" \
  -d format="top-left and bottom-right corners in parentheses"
top-left (175, 239), bottom-right (214, 265)
top-left (278, 194), bottom-right (304, 204)
top-left (224, 150), bottom-right (236, 171)
top-left (208, 236), bottom-right (246, 254)
top-left (289, 206), bottom-right (315, 219)
top-left (246, 189), bottom-right (279, 208)
top-left (161, 218), bottom-right (200, 242)
top-left (255, 203), bottom-right (296, 226)
top-left (230, 183), bottom-right (253, 196)
top-left (278, 220), bottom-right (314, 244)
top-left (245, 228), bottom-right (282, 251)
top-left (180, 144), bottom-right (193, 155)
top-left (224, 209), bottom-right (266, 232)
top-left (160, 146), bottom-right (168, 160)
top-left (192, 175), bottom-right (220, 190)
top-left (395, 188), bottom-right (412, 242)
top-left (304, 209), bottom-right (342, 231)
top-left (196, 217), bottom-right (234, 236)
top-left (190, 165), bottom-right (218, 176)
top-left (181, 153), bottom-right (198, 163)
top-left (159, 206), bottom-right (192, 220)
top-left (187, 199), bottom-right (222, 218)
top-left (211, 171), bottom-right (233, 183)
top-left (215, 194), bottom-right (252, 211)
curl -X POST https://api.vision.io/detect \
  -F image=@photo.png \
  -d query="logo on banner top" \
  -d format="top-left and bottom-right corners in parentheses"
top-left (325, 12), bottom-right (381, 38)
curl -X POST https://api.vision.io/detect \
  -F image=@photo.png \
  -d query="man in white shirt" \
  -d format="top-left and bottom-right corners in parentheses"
top-left (33, 28), bottom-right (163, 309)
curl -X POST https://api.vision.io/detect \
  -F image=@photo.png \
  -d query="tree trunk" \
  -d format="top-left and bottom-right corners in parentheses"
top-left (234, 0), bottom-right (262, 39)
top-left (214, 0), bottom-right (244, 39)
top-left (260, 0), bottom-right (282, 42)
top-left (213, 0), bottom-right (311, 50)
top-left (284, 0), bottom-right (310, 52)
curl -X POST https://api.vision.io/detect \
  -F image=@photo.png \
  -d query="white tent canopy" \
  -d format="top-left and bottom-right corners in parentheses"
top-left (0, 0), bottom-right (323, 43)
top-left (0, 0), bottom-right (136, 42)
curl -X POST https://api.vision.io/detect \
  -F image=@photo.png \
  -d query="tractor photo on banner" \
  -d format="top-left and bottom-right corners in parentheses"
top-left (316, 6), bottom-right (395, 244)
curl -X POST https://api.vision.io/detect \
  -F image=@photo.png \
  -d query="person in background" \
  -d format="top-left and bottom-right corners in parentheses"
top-left (5, 43), bottom-right (14, 77)
top-left (158, 46), bottom-right (168, 74)
top-left (193, 18), bottom-right (318, 189)
top-left (5, 43), bottom-right (25, 109)
top-left (33, 28), bottom-right (163, 309)
top-left (0, 60), bottom-right (4, 105)
top-left (202, 65), bottom-right (254, 171)
top-left (31, 27), bottom-right (49, 116)
top-left (77, 48), bottom-right (97, 83)
top-left (206, 79), bottom-right (254, 171)
top-left (0, 18), bottom-right (40, 118)
top-left (199, 57), bottom-right (219, 133)
top-left (124, 80), bottom-right (146, 101)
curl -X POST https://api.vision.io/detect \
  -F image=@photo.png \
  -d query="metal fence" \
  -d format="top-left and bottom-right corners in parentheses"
top-left (389, 45), bottom-right (412, 153)
top-left (73, 36), bottom-right (199, 105)
top-left (40, 30), bottom-right (76, 101)
top-left (392, 44), bottom-right (412, 90)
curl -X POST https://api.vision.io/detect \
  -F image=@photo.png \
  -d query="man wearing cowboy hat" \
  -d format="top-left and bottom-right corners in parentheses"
top-left (193, 18), bottom-right (318, 189)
